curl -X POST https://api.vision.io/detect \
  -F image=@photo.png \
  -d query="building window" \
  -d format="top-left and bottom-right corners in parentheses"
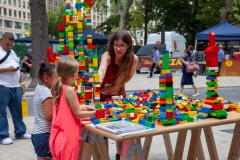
top-left (4, 20), bottom-right (12, 28)
top-left (23, 12), bottom-right (25, 18)
top-left (0, 19), bottom-right (2, 27)
top-left (27, 2), bottom-right (29, 9)
top-left (13, 0), bottom-right (16, 6)
top-left (4, 8), bottom-right (7, 16)
top-left (27, 13), bottom-right (30, 19)
top-left (24, 23), bottom-right (29, 29)
top-left (14, 10), bottom-right (17, 17)
top-left (23, 1), bottom-right (25, 8)
top-left (18, 11), bottom-right (21, 18)
top-left (8, 0), bottom-right (11, 5)
top-left (9, 9), bottom-right (12, 16)
top-left (14, 21), bottom-right (22, 29)
top-left (15, 33), bottom-right (22, 39)
top-left (3, 0), bottom-right (6, 4)
top-left (18, 0), bottom-right (21, 7)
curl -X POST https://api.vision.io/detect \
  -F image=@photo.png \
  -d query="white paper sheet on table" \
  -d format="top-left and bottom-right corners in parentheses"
top-left (88, 124), bottom-right (156, 137)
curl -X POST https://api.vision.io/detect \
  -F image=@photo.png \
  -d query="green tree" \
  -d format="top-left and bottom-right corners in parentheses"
top-left (29, 0), bottom-right (48, 87)
top-left (93, 0), bottom-right (133, 30)
top-left (114, 0), bottom-right (133, 29)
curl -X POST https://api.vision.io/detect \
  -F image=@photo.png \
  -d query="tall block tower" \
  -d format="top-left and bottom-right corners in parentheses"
top-left (159, 50), bottom-right (176, 126)
top-left (204, 32), bottom-right (228, 119)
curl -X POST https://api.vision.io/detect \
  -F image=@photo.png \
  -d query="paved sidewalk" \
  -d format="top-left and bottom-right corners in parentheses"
top-left (24, 71), bottom-right (240, 96)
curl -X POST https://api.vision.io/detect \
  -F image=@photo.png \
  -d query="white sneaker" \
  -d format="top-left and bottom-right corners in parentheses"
top-left (20, 133), bottom-right (31, 139)
top-left (0, 138), bottom-right (13, 145)
top-left (192, 93), bottom-right (200, 97)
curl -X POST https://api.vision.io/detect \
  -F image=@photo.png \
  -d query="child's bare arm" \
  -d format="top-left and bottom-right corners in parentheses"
top-left (65, 87), bottom-right (95, 118)
top-left (43, 97), bottom-right (53, 122)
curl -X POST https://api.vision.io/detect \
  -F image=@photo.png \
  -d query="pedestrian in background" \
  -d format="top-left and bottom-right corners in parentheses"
top-left (217, 44), bottom-right (225, 75)
top-left (148, 46), bottom-right (160, 78)
top-left (0, 32), bottom-right (31, 145)
top-left (174, 50), bottom-right (199, 97)
top-left (188, 45), bottom-right (197, 77)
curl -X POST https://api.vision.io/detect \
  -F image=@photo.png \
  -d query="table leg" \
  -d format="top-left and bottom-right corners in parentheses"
top-left (143, 136), bottom-right (153, 160)
top-left (228, 123), bottom-right (240, 160)
top-left (80, 142), bottom-right (93, 160)
top-left (173, 130), bottom-right (187, 160)
top-left (187, 128), bottom-right (202, 160)
top-left (203, 126), bottom-right (219, 160)
top-left (133, 138), bottom-right (144, 160)
top-left (196, 140), bottom-right (205, 160)
top-left (95, 135), bottom-right (110, 160)
top-left (163, 133), bottom-right (174, 160)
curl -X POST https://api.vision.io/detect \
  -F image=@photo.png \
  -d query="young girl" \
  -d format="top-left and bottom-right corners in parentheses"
top-left (98, 30), bottom-right (138, 160)
top-left (50, 56), bottom-right (96, 160)
top-left (31, 61), bottom-right (56, 160)
top-left (175, 50), bottom-right (199, 97)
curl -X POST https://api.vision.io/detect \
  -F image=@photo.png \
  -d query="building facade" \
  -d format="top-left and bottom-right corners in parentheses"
top-left (0, 0), bottom-right (31, 38)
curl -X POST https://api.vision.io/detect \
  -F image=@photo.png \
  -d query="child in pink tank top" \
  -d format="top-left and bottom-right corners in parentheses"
top-left (50, 56), bottom-right (96, 160)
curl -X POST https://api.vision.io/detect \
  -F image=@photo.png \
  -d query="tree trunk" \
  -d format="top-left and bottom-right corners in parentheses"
top-left (143, 0), bottom-right (149, 45)
top-left (29, 0), bottom-right (48, 88)
top-left (221, 0), bottom-right (234, 21)
top-left (115, 0), bottom-right (133, 30)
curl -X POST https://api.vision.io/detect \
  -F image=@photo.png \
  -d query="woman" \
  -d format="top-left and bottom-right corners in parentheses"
top-left (98, 30), bottom-right (138, 160)
top-left (20, 54), bottom-right (32, 73)
top-left (175, 50), bottom-right (199, 97)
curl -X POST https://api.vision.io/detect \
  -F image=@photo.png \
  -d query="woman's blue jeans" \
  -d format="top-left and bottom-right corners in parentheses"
top-left (0, 85), bottom-right (26, 141)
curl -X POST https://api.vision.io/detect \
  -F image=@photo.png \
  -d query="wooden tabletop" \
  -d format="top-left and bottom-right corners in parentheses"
top-left (82, 112), bottom-right (240, 142)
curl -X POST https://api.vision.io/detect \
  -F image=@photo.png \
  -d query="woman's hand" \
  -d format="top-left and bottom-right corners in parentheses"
top-left (101, 85), bottom-right (115, 95)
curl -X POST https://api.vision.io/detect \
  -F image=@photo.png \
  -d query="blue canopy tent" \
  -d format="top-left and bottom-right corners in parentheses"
top-left (74, 32), bottom-right (109, 44)
top-left (196, 21), bottom-right (240, 40)
top-left (15, 36), bottom-right (59, 44)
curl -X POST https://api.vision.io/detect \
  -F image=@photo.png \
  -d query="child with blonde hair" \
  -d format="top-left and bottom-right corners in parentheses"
top-left (50, 56), bottom-right (95, 160)
top-left (31, 61), bottom-right (56, 160)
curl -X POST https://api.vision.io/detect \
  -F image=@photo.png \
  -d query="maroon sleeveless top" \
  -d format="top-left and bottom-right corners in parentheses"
top-left (100, 53), bottom-right (134, 101)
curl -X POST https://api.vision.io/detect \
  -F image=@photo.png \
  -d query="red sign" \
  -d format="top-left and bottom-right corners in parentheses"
top-left (139, 57), bottom-right (182, 69)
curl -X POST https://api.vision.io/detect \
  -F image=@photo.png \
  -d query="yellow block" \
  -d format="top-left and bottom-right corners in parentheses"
top-left (199, 112), bottom-right (208, 117)
top-left (92, 74), bottom-right (100, 82)
top-left (182, 101), bottom-right (188, 106)
top-left (93, 58), bottom-right (98, 66)
top-left (65, 15), bottom-right (70, 23)
top-left (179, 120), bottom-right (187, 124)
top-left (188, 111), bottom-right (197, 116)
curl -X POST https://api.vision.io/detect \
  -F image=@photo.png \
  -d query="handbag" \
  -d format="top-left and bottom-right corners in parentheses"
top-left (21, 94), bottom-right (28, 117)
top-left (186, 61), bottom-right (200, 73)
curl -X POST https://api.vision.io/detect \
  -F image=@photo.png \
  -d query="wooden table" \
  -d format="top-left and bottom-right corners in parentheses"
top-left (79, 112), bottom-right (240, 160)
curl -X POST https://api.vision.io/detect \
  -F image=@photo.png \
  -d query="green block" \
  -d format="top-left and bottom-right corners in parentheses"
top-left (95, 104), bottom-right (102, 109)
top-left (59, 32), bottom-right (64, 37)
top-left (108, 118), bottom-right (119, 122)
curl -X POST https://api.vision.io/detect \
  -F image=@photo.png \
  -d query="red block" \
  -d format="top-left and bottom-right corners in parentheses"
top-left (95, 109), bottom-right (105, 119)
top-left (58, 24), bottom-right (64, 31)
top-left (166, 112), bottom-right (172, 120)
top-left (64, 46), bottom-right (69, 54)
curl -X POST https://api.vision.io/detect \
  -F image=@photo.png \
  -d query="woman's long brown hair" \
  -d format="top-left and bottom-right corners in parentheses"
top-left (107, 30), bottom-right (133, 95)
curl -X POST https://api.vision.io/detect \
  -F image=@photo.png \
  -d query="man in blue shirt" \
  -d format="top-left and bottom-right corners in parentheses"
top-left (217, 44), bottom-right (224, 75)
top-left (148, 46), bottom-right (160, 78)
